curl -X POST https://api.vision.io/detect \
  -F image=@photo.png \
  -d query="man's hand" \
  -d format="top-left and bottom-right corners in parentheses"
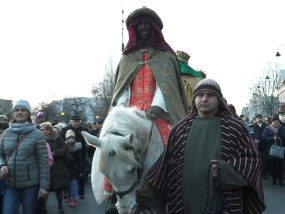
top-left (210, 160), bottom-right (219, 178)
top-left (146, 106), bottom-right (163, 120)
top-left (38, 189), bottom-right (48, 198)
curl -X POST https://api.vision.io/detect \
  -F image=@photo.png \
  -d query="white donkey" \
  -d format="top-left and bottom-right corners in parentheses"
top-left (81, 106), bottom-right (166, 214)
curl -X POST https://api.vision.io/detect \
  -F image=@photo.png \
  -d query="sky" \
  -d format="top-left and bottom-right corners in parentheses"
top-left (1, 0), bottom-right (285, 114)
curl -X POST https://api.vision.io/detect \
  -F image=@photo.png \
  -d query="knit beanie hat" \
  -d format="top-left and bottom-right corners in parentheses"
top-left (191, 78), bottom-right (232, 115)
top-left (13, 99), bottom-right (31, 113)
top-left (271, 117), bottom-right (280, 122)
top-left (66, 130), bottom-right (75, 139)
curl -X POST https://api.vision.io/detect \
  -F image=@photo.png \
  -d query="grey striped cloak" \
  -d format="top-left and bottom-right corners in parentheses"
top-left (145, 110), bottom-right (266, 214)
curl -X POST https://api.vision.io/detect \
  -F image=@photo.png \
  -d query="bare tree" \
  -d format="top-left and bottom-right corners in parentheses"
top-left (61, 97), bottom-right (94, 123)
top-left (249, 62), bottom-right (282, 116)
top-left (34, 101), bottom-right (61, 122)
top-left (91, 57), bottom-right (116, 117)
top-left (0, 99), bottom-right (13, 120)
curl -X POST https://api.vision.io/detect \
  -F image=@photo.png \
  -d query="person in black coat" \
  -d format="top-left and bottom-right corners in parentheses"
top-left (40, 122), bottom-right (69, 213)
top-left (253, 114), bottom-right (268, 179)
top-left (61, 115), bottom-right (89, 199)
top-left (64, 130), bottom-right (84, 207)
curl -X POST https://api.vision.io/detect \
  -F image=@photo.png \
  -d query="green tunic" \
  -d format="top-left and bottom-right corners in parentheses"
top-left (182, 116), bottom-right (248, 214)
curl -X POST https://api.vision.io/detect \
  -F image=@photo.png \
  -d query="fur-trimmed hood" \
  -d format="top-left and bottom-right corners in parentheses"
top-left (46, 128), bottom-right (59, 141)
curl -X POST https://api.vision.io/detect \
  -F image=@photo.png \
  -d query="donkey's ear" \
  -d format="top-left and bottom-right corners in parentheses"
top-left (81, 131), bottom-right (102, 148)
top-left (122, 132), bottom-right (134, 148)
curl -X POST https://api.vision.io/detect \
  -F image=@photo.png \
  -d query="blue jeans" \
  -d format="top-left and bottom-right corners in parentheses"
top-left (3, 185), bottom-right (39, 214)
top-left (67, 179), bottom-right (77, 199)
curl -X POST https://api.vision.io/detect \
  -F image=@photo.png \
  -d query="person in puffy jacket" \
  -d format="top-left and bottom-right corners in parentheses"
top-left (0, 100), bottom-right (50, 214)
top-left (263, 117), bottom-right (285, 186)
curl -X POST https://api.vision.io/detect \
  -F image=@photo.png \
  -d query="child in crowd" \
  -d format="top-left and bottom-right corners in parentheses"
top-left (65, 130), bottom-right (84, 207)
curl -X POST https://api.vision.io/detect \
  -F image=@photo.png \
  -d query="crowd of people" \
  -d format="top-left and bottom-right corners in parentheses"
top-left (0, 99), bottom-right (102, 214)
top-left (239, 112), bottom-right (285, 187)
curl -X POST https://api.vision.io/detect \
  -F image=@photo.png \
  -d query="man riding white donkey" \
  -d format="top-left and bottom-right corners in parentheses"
top-left (83, 7), bottom-right (189, 214)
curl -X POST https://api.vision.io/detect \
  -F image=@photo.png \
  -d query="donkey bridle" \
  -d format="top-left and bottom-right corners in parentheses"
top-left (110, 122), bottom-right (154, 199)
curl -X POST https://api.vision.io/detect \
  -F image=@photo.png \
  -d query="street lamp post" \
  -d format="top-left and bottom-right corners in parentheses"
top-left (275, 44), bottom-right (285, 58)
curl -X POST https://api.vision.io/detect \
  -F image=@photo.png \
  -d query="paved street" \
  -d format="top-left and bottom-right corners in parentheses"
top-left (45, 176), bottom-right (106, 214)
top-left (18, 175), bottom-right (285, 214)
top-left (262, 177), bottom-right (285, 214)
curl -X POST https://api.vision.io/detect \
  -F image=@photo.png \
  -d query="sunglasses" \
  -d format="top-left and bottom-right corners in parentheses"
top-left (67, 137), bottom-right (75, 139)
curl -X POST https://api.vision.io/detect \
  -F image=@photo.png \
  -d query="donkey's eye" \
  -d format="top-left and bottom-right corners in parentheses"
top-left (109, 151), bottom-right (116, 156)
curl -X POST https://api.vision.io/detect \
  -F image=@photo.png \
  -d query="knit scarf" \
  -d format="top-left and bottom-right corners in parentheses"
top-left (270, 124), bottom-right (280, 134)
top-left (10, 121), bottom-right (36, 134)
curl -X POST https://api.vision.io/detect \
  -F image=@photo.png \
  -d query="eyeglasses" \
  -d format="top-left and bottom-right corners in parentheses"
top-left (265, 120), bottom-right (269, 121)
top-left (13, 108), bottom-right (28, 113)
top-left (40, 129), bottom-right (46, 131)
top-left (67, 137), bottom-right (75, 139)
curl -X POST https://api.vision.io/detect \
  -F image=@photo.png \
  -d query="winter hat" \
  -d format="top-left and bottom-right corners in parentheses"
top-left (271, 117), bottom-right (280, 122)
top-left (126, 7), bottom-right (163, 29)
top-left (13, 99), bottom-right (31, 113)
top-left (66, 130), bottom-right (75, 139)
top-left (191, 78), bottom-right (232, 115)
top-left (71, 115), bottom-right (81, 120)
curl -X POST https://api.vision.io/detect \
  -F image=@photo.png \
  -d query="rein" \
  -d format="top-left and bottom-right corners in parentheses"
top-left (111, 122), bottom-right (154, 199)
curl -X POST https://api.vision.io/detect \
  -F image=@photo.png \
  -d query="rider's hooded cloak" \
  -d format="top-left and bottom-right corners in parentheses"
top-left (110, 7), bottom-right (189, 124)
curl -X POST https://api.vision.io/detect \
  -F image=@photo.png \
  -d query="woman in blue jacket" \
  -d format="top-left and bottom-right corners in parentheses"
top-left (263, 117), bottom-right (285, 186)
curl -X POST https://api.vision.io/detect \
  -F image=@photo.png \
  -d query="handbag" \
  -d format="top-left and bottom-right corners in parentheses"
top-left (0, 133), bottom-right (28, 195)
top-left (270, 137), bottom-right (285, 159)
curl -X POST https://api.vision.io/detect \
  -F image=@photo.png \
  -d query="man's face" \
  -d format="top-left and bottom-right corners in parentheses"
top-left (256, 116), bottom-right (262, 123)
top-left (70, 120), bottom-right (81, 129)
top-left (195, 90), bottom-right (219, 116)
top-left (136, 18), bottom-right (152, 41)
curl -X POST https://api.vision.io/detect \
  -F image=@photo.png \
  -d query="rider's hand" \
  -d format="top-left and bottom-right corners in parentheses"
top-left (146, 106), bottom-right (163, 120)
